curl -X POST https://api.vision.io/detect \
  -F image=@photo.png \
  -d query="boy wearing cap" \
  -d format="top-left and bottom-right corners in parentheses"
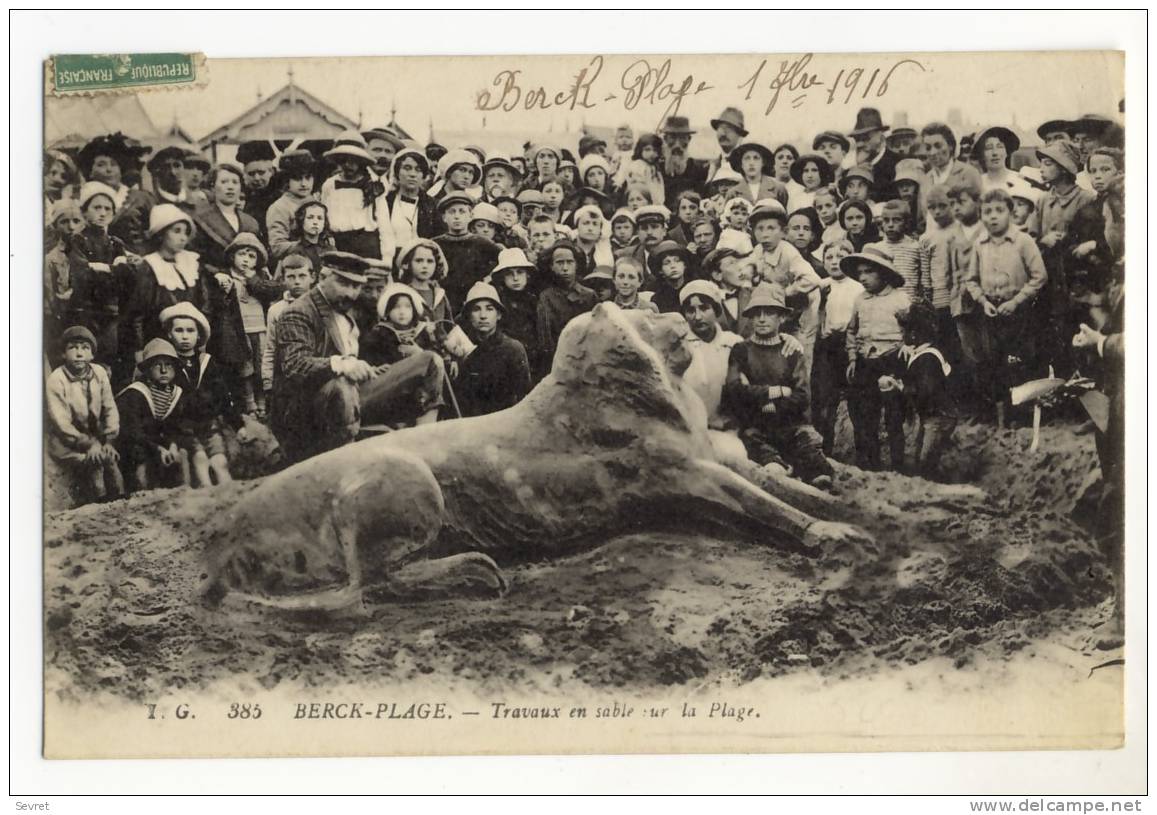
top-left (722, 283), bottom-right (834, 489)
top-left (116, 338), bottom-right (191, 490)
top-left (265, 149), bottom-right (318, 260)
top-left (262, 254), bottom-right (314, 394)
top-left (964, 188), bottom-right (1048, 425)
top-left (813, 131), bottom-right (851, 176)
top-left (535, 241), bottom-right (598, 376)
top-left (609, 208), bottom-right (639, 254)
top-left (681, 280), bottom-right (744, 430)
top-left (435, 191), bottom-right (502, 310)
top-left (46, 325), bottom-right (124, 505)
top-left (455, 281), bottom-right (532, 417)
top-left (45, 199), bottom-right (86, 345)
top-left (866, 200), bottom-right (925, 302)
top-left (844, 248), bottom-right (911, 471)
top-left (918, 184), bottom-right (963, 355)
top-left (319, 132), bottom-right (393, 262)
top-left (470, 202), bottom-right (503, 244)
top-left (162, 302), bottom-right (238, 487)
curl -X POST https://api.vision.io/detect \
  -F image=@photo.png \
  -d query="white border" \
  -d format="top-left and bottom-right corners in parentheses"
top-left (9, 9), bottom-right (1148, 802)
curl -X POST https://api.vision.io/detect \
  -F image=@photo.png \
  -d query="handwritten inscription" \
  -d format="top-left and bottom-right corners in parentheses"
top-left (475, 53), bottom-right (926, 125)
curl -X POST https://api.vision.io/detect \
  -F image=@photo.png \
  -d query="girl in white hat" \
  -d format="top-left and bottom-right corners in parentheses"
top-left (318, 131), bottom-right (395, 262)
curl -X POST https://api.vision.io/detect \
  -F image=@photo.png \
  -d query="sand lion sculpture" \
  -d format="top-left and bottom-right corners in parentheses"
top-left (205, 303), bottom-right (871, 610)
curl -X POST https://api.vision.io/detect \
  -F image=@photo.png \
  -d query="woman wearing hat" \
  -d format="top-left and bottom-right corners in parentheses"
top-left (130, 203), bottom-right (213, 357)
top-left (319, 131), bottom-right (393, 261)
top-left (429, 148), bottom-right (484, 204)
top-left (526, 144), bottom-right (561, 191)
top-left (454, 281), bottom-right (532, 418)
top-left (386, 147), bottom-right (439, 245)
top-left (578, 154), bottom-right (613, 197)
top-left (727, 141), bottom-right (788, 206)
top-left (190, 162), bottom-right (263, 276)
top-left (973, 125), bottom-right (1021, 193)
top-left (76, 133), bottom-right (155, 254)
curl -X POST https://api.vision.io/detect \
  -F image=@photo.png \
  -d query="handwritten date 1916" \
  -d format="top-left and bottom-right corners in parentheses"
top-left (739, 53), bottom-right (927, 114)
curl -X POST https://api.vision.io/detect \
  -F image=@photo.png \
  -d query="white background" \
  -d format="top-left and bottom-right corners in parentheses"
top-left (8, 8), bottom-right (1149, 805)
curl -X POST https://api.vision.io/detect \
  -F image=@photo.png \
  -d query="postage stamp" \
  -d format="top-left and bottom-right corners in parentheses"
top-left (47, 52), bottom-right (207, 96)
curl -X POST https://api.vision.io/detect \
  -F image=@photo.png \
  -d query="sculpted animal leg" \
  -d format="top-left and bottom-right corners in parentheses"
top-left (690, 459), bottom-right (876, 561)
top-left (709, 429), bottom-right (839, 519)
top-left (385, 553), bottom-right (509, 600)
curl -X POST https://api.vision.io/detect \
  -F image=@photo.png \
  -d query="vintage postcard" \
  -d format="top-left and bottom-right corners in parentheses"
top-left (41, 49), bottom-right (1127, 760)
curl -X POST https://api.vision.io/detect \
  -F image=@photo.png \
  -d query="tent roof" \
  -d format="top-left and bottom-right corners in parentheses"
top-left (45, 94), bottom-right (160, 150)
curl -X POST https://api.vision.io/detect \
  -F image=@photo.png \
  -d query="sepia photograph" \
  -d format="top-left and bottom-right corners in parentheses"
top-left (14, 8), bottom-right (1146, 800)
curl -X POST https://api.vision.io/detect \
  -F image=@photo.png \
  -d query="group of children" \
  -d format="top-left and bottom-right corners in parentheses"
top-left (44, 107), bottom-right (1126, 504)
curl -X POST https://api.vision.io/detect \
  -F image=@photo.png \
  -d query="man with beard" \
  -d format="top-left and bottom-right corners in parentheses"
top-left (658, 116), bottom-right (709, 210)
top-left (364, 128), bottom-right (406, 180)
top-left (847, 107), bottom-right (901, 202)
top-left (480, 153), bottom-right (522, 203)
top-left (236, 140), bottom-right (279, 240)
top-left (270, 251), bottom-right (446, 462)
top-left (708, 107), bottom-right (747, 178)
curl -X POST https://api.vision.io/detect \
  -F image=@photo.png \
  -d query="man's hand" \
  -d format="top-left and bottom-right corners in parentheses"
top-left (1072, 240), bottom-right (1097, 259)
top-left (1072, 322), bottom-right (1105, 351)
top-left (337, 358), bottom-right (376, 383)
top-left (982, 300), bottom-right (999, 318)
top-left (996, 300), bottom-right (1017, 317)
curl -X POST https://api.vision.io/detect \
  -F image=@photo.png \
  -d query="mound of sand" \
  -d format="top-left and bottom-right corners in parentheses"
top-left (44, 419), bottom-right (1112, 701)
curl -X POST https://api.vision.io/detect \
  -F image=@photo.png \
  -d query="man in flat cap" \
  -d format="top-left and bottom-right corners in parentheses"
top-left (269, 251), bottom-right (445, 462)
top-left (658, 115), bottom-right (709, 210)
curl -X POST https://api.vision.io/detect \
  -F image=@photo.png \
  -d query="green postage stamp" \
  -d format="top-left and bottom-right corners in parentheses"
top-left (48, 52), bottom-right (206, 95)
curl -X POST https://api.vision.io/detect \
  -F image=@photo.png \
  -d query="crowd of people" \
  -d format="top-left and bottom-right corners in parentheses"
top-left (43, 103), bottom-right (1124, 526)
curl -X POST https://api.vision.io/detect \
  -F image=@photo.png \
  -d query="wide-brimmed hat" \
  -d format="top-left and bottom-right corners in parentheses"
top-left (378, 281), bottom-right (425, 319)
top-left (77, 132), bottom-right (150, 177)
top-left (660, 115), bottom-right (696, 135)
top-left (324, 131), bottom-right (374, 164)
top-left (710, 107), bottom-right (748, 136)
top-left (159, 302), bottom-right (211, 342)
top-left (437, 191), bottom-right (476, 214)
top-left (61, 325), bottom-right (98, 353)
top-left (812, 130), bottom-right (851, 153)
top-left (789, 153), bottom-right (835, 187)
top-left (469, 202), bottom-right (501, 226)
top-left (530, 144), bottom-right (561, 165)
top-left (460, 280), bottom-right (504, 315)
top-left (278, 148), bottom-right (316, 176)
top-left (224, 231), bottom-right (268, 266)
top-left (679, 279), bottom-right (724, 308)
top-left (837, 164), bottom-right (875, 196)
top-left (848, 107), bottom-right (891, 138)
top-left (742, 282), bottom-right (790, 316)
top-left (839, 247), bottom-right (905, 289)
top-left (1068, 114), bottom-right (1114, 137)
top-left (728, 142), bottom-right (774, 173)
top-left (437, 149), bottom-right (483, 185)
top-left (972, 125), bottom-right (1021, 161)
top-left (1035, 142), bottom-right (1082, 177)
top-left (707, 165), bottom-right (743, 188)
top-left (147, 203), bottom-right (194, 238)
top-left (320, 250), bottom-right (372, 284)
top-left (748, 198), bottom-right (788, 227)
top-left (236, 140), bottom-right (277, 165)
top-left (78, 180), bottom-right (119, 213)
top-left (362, 129), bottom-right (405, 150)
top-left (481, 153), bottom-right (522, 179)
top-left (492, 247), bottom-right (535, 276)
top-left (633, 204), bottom-right (671, 225)
top-left (1007, 179), bottom-right (1043, 206)
top-left (1036, 119), bottom-right (1072, 140)
top-left (140, 338), bottom-right (180, 366)
top-left (647, 240), bottom-right (693, 275)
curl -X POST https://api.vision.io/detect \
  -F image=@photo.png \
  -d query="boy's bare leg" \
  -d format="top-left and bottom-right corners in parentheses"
top-left (104, 459), bottom-right (125, 498)
top-left (209, 453), bottom-right (233, 484)
top-left (177, 449), bottom-right (191, 486)
top-left (133, 462), bottom-right (151, 492)
top-left (191, 449), bottom-right (212, 488)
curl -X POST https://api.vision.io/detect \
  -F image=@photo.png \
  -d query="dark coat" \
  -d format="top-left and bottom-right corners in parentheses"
top-left (386, 188), bottom-right (441, 240)
top-left (108, 188), bottom-right (159, 255)
top-left (660, 158), bottom-right (710, 210)
top-left (190, 200), bottom-right (263, 276)
top-left (455, 331), bottom-right (532, 418)
top-left (269, 287), bottom-right (348, 445)
top-left (208, 269), bottom-right (285, 370)
top-left (115, 382), bottom-right (190, 467)
top-left (496, 287), bottom-right (541, 374)
top-left (174, 351), bottom-right (242, 433)
top-left (360, 321), bottom-right (434, 368)
top-left (128, 253), bottom-right (214, 353)
top-left (868, 149), bottom-right (902, 202)
top-left (434, 232), bottom-right (502, 310)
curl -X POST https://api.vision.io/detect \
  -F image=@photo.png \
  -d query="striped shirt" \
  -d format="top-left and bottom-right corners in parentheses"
top-left (147, 384), bottom-right (176, 420)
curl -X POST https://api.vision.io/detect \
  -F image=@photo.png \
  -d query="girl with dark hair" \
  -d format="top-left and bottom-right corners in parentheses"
top-left (534, 240), bottom-right (597, 376)
top-left (837, 199), bottom-right (879, 252)
top-left (274, 200), bottom-right (336, 274)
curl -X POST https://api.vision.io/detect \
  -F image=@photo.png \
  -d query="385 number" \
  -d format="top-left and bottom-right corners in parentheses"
top-left (227, 703), bottom-right (262, 720)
